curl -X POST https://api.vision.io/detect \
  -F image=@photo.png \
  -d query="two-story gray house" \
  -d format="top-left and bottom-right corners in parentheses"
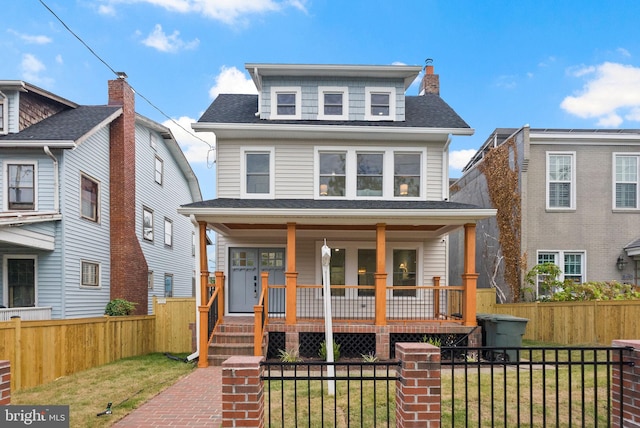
top-left (0, 77), bottom-right (201, 319)
top-left (181, 62), bottom-right (495, 361)
top-left (450, 126), bottom-right (640, 303)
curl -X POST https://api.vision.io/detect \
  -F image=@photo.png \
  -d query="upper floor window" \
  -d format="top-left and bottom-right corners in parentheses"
top-left (80, 173), bottom-right (99, 222)
top-left (317, 148), bottom-right (424, 199)
top-left (143, 206), bottom-right (154, 242)
top-left (81, 260), bottom-right (100, 287)
top-left (270, 87), bottom-right (301, 119)
top-left (614, 154), bottom-right (639, 209)
top-left (318, 87), bottom-right (349, 120)
top-left (546, 152), bottom-right (575, 209)
top-left (164, 218), bottom-right (173, 247)
top-left (357, 153), bottom-right (383, 196)
top-left (0, 94), bottom-right (7, 134)
top-left (150, 132), bottom-right (157, 150)
top-left (365, 87), bottom-right (396, 121)
top-left (155, 156), bottom-right (163, 185)
top-left (241, 147), bottom-right (274, 198)
top-left (6, 163), bottom-right (35, 211)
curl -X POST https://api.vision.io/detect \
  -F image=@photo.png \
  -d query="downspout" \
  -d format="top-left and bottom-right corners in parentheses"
top-left (43, 146), bottom-right (59, 212)
top-left (187, 214), bottom-right (201, 362)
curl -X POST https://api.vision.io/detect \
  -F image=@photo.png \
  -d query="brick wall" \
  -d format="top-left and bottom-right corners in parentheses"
top-left (108, 78), bottom-right (149, 315)
top-left (0, 360), bottom-right (10, 405)
top-left (612, 340), bottom-right (640, 428)
top-left (420, 65), bottom-right (440, 96)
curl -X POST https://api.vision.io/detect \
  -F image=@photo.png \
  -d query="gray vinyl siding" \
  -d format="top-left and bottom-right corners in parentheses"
top-left (135, 124), bottom-right (197, 313)
top-left (260, 77), bottom-right (406, 121)
top-left (5, 90), bottom-right (20, 133)
top-left (59, 128), bottom-right (112, 318)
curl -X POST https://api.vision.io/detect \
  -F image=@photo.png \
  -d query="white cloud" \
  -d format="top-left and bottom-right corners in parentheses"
top-left (99, 0), bottom-right (307, 24)
top-left (560, 62), bottom-right (640, 125)
top-left (21, 53), bottom-right (52, 85)
top-left (208, 66), bottom-right (257, 99)
top-left (449, 149), bottom-right (477, 171)
top-left (55, 54), bottom-right (63, 64)
top-left (163, 116), bottom-right (216, 164)
top-left (617, 47), bottom-right (631, 57)
top-left (495, 75), bottom-right (517, 89)
top-left (142, 24), bottom-right (199, 53)
top-left (566, 65), bottom-right (595, 77)
top-left (8, 29), bottom-right (52, 44)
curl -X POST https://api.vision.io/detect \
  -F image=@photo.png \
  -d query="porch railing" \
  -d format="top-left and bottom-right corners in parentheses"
top-left (0, 306), bottom-right (52, 322)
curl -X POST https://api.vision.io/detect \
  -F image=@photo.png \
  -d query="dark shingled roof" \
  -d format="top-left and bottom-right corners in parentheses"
top-left (0, 105), bottom-right (120, 142)
top-left (182, 198), bottom-right (481, 211)
top-left (197, 94), bottom-right (469, 129)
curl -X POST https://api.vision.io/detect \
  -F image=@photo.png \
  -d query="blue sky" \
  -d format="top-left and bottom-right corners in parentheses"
top-left (3, 1), bottom-right (640, 200)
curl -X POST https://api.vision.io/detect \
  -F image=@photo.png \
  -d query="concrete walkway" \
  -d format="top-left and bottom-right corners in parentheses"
top-left (113, 366), bottom-right (222, 427)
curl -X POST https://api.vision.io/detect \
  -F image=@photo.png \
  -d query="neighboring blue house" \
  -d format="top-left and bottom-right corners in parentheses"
top-left (0, 77), bottom-right (201, 319)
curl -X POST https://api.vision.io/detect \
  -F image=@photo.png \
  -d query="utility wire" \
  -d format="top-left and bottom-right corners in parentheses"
top-left (38, 0), bottom-right (216, 164)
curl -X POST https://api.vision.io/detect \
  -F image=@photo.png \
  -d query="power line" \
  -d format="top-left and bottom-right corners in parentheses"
top-left (38, 0), bottom-right (216, 163)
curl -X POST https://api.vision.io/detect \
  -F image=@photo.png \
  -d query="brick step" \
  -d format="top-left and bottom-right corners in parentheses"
top-left (211, 331), bottom-right (254, 345)
top-left (216, 323), bottom-right (255, 334)
top-left (209, 342), bottom-right (255, 356)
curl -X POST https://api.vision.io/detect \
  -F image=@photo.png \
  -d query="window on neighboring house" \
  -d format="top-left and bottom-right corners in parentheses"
top-left (319, 152), bottom-right (346, 197)
top-left (164, 274), bottom-right (173, 297)
top-left (148, 270), bottom-right (154, 289)
top-left (365, 87), bottom-right (396, 121)
top-left (357, 153), bottom-right (383, 196)
top-left (393, 249), bottom-right (417, 297)
top-left (317, 148), bottom-right (424, 198)
top-left (318, 87), bottom-right (348, 120)
top-left (164, 218), bottom-right (173, 247)
top-left (150, 132), bottom-right (157, 150)
top-left (242, 148), bottom-right (274, 197)
top-left (143, 207), bottom-right (154, 242)
top-left (537, 251), bottom-right (585, 296)
top-left (7, 163), bottom-right (35, 210)
top-left (394, 153), bottom-right (421, 197)
top-left (192, 232), bottom-right (196, 256)
top-left (6, 256), bottom-right (36, 307)
top-left (270, 87), bottom-right (301, 119)
top-left (0, 94), bottom-right (6, 134)
top-left (80, 173), bottom-right (99, 222)
top-left (614, 154), bottom-right (639, 209)
top-left (547, 152), bottom-right (575, 209)
top-left (81, 261), bottom-right (100, 287)
top-left (155, 156), bottom-right (163, 185)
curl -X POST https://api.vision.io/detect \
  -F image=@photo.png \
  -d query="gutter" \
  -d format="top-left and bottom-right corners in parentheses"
top-left (43, 146), bottom-right (60, 213)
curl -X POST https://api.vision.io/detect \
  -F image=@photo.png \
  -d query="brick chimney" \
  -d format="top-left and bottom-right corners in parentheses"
top-left (108, 74), bottom-right (149, 315)
top-left (419, 60), bottom-right (440, 96)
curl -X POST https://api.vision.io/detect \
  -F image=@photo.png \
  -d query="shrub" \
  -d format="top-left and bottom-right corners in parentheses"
top-left (104, 298), bottom-right (137, 316)
top-left (318, 340), bottom-right (341, 361)
top-left (278, 348), bottom-right (301, 362)
top-left (361, 352), bottom-right (378, 362)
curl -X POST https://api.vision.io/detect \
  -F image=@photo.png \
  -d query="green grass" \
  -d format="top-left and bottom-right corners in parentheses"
top-left (11, 353), bottom-right (196, 428)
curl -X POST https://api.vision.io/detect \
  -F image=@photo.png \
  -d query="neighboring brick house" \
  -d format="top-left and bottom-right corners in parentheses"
top-left (181, 62), bottom-right (495, 360)
top-left (449, 126), bottom-right (640, 303)
top-left (0, 77), bottom-right (201, 319)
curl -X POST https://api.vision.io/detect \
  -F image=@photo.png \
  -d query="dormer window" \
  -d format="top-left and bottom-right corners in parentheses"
top-left (318, 87), bottom-right (349, 120)
top-left (270, 87), bottom-right (301, 119)
top-left (365, 87), bottom-right (396, 121)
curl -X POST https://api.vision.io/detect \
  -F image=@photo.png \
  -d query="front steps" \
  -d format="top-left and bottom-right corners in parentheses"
top-left (208, 317), bottom-right (265, 366)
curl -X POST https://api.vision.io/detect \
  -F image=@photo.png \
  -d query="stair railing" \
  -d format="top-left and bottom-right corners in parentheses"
top-left (254, 272), bottom-right (269, 356)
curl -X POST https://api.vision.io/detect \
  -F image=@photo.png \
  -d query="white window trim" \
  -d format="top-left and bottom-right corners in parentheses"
top-left (80, 260), bottom-right (102, 288)
top-left (2, 255), bottom-right (38, 307)
top-left (270, 86), bottom-right (302, 120)
top-left (0, 93), bottom-right (7, 135)
top-left (143, 206), bottom-right (154, 242)
top-left (148, 270), bottom-right (154, 289)
top-left (240, 147), bottom-right (275, 199)
top-left (79, 172), bottom-right (100, 223)
top-left (364, 87), bottom-right (396, 121)
top-left (164, 217), bottom-right (173, 247)
top-left (155, 156), bottom-right (164, 185)
top-left (314, 146), bottom-right (426, 199)
top-left (546, 151), bottom-right (576, 210)
top-left (3, 160), bottom-right (37, 211)
top-left (317, 86), bottom-right (349, 120)
top-left (536, 250), bottom-right (587, 295)
top-left (612, 152), bottom-right (639, 210)
top-left (150, 132), bottom-right (157, 150)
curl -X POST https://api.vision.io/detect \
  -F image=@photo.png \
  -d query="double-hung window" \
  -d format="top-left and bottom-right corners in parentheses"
top-left (547, 152), bottom-right (575, 209)
top-left (319, 152), bottom-right (346, 197)
top-left (242, 147), bottom-right (274, 198)
top-left (394, 153), bottom-right (421, 196)
top-left (614, 154), bottom-right (639, 209)
top-left (270, 87), bottom-right (301, 119)
top-left (0, 94), bottom-right (6, 134)
top-left (318, 87), bottom-right (348, 120)
top-left (536, 251), bottom-right (585, 296)
top-left (81, 261), bottom-right (100, 287)
top-left (155, 156), bottom-right (163, 185)
top-left (365, 87), bottom-right (396, 121)
top-left (143, 206), bottom-right (154, 242)
top-left (164, 218), bottom-right (173, 247)
top-left (6, 163), bottom-right (35, 210)
top-left (357, 153), bottom-right (383, 196)
top-left (80, 173), bottom-right (99, 222)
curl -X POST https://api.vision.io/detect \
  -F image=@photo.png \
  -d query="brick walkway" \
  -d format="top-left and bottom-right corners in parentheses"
top-left (113, 366), bottom-right (222, 427)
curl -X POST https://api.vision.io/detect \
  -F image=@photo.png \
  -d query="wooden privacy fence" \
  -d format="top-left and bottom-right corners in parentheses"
top-left (0, 297), bottom-right (195, 392)
top-left (478, 288), bottom-right (640, 345)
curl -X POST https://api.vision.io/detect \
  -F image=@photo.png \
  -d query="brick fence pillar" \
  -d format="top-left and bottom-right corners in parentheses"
top-left (222, 356), bottom-right (264, 428)
top-left (395, 342), bottom-right (441, 427)
top-left (612, 339), bottom-right (640, 428)
top-left (0, 360), bottom-right (10, 405)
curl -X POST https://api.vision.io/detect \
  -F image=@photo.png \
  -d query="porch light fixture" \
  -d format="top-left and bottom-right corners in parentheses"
top-left (320, 184), bottom-right (328, 196)
top-left (616, 254), bottom-right (627, 271)
top-left (400, 183), bottom-right (408, 196)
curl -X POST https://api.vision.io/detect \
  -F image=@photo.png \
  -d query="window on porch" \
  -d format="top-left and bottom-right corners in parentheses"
top-left (393, 249), bottom-right (417, 297)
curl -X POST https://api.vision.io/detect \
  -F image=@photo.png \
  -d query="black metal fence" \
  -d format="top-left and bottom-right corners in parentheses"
top-left (440, 345), bottom-right (634, 427)
top-left (261, 360), bottom-right (400, 428)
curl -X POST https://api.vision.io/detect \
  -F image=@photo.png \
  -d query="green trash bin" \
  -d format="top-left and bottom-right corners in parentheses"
top-left (482, 314), bottom-right (528, 361)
